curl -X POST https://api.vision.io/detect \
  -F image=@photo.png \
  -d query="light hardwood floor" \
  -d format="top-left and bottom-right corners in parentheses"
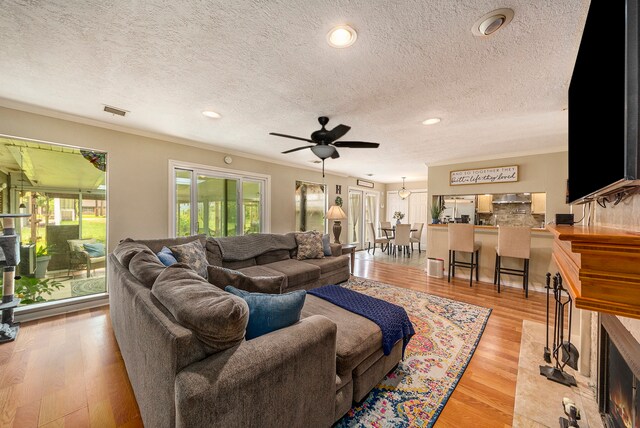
top-left (0, 252), bottom-right (548, 427)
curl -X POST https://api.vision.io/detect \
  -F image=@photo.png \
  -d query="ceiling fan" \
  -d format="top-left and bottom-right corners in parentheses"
top-left (269, 116), bottom-right (380, 161)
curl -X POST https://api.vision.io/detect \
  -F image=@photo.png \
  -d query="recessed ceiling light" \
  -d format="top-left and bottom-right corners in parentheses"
top-left (327, 25), bottom-right (357, 48)
top-left (422, 117), bottom-right (441, 125)
top-left (202, 110), bottom-right (221, 119)
top-left (472, 8), bottom-right (514, 37)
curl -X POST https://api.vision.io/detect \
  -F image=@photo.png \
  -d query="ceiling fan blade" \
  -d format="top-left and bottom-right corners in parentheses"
top-left (331, 149), bottom-right (340, 159)
top-left (269, 132), bottom-right (313, 143)
top-left (332, 141), bottom-right (380, 148)
top-left (325, 124), bottom-right (351, 142)
top-left (282, 146), bottom-right (312, 154)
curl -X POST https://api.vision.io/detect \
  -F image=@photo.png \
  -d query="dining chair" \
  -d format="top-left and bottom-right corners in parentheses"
top-left (410, 223), bottom-right (424, 253)
top-left (366, 222), bottom-right (390, 254)
top-left (447, 223), bottom-right (480, 287)
top-left (380, 221), bottom-right (394, 243)
top-left (391, 224), bottom-right (412, 256)
top-left (494, 226), bottom-right (531, 297)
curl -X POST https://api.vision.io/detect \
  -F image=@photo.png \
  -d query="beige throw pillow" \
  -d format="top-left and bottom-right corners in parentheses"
top-left (169, 240), bottom-right (208, 279)
top-left (294, 231), bottom-right (325, 260)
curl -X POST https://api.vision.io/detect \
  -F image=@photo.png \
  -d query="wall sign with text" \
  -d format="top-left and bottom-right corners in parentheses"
top-left (357, 179), bottom-right (374, 188)
top-left (450, 165), bottom-right (518, 185)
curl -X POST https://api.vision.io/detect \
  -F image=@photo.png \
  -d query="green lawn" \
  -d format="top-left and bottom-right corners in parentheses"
top-left (20, 216), bottom-right (106, 247)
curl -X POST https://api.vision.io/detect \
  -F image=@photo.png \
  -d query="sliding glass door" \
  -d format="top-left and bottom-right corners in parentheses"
top-left (172, 164), bottom-right (268, 237)
top-left (347, 188), bottom-right (379, 250)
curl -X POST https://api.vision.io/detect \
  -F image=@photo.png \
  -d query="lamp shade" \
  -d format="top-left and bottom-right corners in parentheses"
top-left (326, 205), bottom-right (347, 220)
top-left (398, 188), bottom-right (411, 199)
top-left (311, 145), bottom-right (336, 160)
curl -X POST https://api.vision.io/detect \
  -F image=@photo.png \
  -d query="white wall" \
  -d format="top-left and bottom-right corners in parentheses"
top-left (0, 106), bottom-right (387, 249)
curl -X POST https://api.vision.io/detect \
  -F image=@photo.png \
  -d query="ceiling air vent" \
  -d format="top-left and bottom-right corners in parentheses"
top-left (103, 105), bottom-right (128, 117)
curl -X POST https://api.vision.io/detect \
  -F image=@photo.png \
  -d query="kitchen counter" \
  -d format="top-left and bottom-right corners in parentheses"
top-left (427, 224), bottom-right (549, 232)
top-left (427, 224), bottom-right (554, 293)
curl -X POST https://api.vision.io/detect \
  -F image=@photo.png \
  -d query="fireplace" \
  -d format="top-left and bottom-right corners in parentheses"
top-left (598, 314), bottom-right (640, 428)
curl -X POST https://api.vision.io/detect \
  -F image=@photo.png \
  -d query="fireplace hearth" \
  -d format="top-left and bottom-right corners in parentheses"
top-left (598, 315), bottom-right (640, 428)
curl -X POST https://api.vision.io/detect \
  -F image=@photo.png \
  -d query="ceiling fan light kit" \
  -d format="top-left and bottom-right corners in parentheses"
top-left (310, 145), bottom-right (336, 159)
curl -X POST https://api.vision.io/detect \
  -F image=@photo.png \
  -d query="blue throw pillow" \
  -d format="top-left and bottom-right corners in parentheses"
top-left (322, 233), bottom-right (332, 256)
top-left (83, 242), bottom-right (105, 257)
top-left (225, 285), bottom-right (306, 340)
top-left (157, 246), bottom-right (178, 266)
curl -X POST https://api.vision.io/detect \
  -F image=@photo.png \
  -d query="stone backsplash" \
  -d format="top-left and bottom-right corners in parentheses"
top-left (477, 203), bottom-right (545, 227)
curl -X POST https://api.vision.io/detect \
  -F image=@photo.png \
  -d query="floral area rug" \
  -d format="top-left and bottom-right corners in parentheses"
top-left (334, 276), bottom-right (492, 428)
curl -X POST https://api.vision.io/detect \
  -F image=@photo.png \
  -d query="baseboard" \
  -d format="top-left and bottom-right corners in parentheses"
top-left (14, 293), bottom-right (109, 323)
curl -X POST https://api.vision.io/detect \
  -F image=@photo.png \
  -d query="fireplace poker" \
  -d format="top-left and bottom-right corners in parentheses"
top-left (544, 272), bottom-right (552, 363)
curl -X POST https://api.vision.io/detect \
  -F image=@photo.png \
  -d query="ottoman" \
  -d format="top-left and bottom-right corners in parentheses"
top-left (301, 295), bottom-right (403, 421)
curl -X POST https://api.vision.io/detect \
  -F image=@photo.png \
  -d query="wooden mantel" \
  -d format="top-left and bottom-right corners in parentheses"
top-left (548, 224), bottom-right (640, 319)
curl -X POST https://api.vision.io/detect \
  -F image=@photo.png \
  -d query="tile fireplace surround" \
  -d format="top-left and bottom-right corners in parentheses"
top-left (514, 320), bottom-right (601, 427)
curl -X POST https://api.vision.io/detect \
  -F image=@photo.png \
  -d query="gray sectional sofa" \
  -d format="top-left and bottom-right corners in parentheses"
top-left (109, 233), bottom-right (403, 427)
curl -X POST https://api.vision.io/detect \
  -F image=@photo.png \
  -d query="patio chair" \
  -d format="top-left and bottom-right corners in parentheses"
top-left (67, 238), bottom-right (106, 278)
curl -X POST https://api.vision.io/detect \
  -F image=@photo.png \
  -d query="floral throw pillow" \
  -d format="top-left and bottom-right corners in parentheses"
top-left (294, 231), bottom-right (325, 260)
top-left (168, 240), bottom-right (208, 279)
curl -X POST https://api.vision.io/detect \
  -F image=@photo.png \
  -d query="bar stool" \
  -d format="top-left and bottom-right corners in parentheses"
top-left (447, 224), bottom-right (481, 287)
top-left (493, 226), bottom-right (531, 297)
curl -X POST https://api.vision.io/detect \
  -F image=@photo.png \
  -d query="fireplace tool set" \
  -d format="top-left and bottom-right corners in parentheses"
top-left (540, 272), bottom-right (580, 387)
top-left (0, 213), bottom-right (31, 344)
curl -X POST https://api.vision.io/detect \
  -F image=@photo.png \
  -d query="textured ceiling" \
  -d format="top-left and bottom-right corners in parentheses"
top-left (0, 0), bottom-right (590, 183)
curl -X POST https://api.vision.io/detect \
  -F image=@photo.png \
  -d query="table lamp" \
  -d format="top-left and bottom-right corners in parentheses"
top-left (326, 205), bottom-right (347, 244)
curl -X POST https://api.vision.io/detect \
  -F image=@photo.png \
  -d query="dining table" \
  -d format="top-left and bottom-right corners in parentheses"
top-left (380, 225), bottom-right (417, 255)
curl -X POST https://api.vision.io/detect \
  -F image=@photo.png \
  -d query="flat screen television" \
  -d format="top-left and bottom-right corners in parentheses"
top-left (567, 0), bottom-right (640, 204)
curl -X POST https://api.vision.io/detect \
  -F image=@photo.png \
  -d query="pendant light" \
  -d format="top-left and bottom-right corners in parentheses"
top-left (398, 177), bottom-right (411, 199)
top-left (18, 148), bottom-right (26, 211)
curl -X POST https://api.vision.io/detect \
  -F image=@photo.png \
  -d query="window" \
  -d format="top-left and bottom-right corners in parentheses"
top-left (171, 162), bottom-right (269, 237)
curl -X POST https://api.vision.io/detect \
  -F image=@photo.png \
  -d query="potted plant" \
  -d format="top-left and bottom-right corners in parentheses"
top-left (0, 276), bottom-right (64, 305)
top-left (430, 201), bottom-right (445, 224)
top-left (34, 242), bottom-right (55, 279)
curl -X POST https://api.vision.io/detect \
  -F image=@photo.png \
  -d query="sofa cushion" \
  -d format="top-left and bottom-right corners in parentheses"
top-left (152, 265), bottom-right (249, 352)
top-left (322, 233), bottom-right (332, 256)
top-left (113, 239), bottom-right (151, 268)
top-left (205, 239), bottom-right (224, 266)
top-left (264, 259), bottom-right (321, 288)
top-left (237, 264), bottom-right (285, 277)
top-left (129, 250), bottom-right (166, 288)
top-left (301, 255), bottom-right (349, 275)
top-left (255, 249), bottom-right (291, 265)
top-left (207, 265), bottom-right (286, 294)
top-left (135, 234), bottom-right (207, 254)
top-left (69, 238), bottom-right (95, 253)
top-left (225, 285), bottom-right (306, 340)
top-left (295, 231), bottom-right (324, 260)
top-left (83, 242), bottom-right (106, 257)
top-left (157, 246), bottom-right (178, 266)
top-left (302, 295), bottom-right (382, 375)
top-left (222, 258), bottom-right (257, 270)
top-left (169, 240), bottom-right (209, 279)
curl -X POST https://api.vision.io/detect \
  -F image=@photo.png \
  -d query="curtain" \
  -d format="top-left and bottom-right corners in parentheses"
top-left (365, 195), bottom-right (376, 241)
top-left (349, 193), bottom-right (360, 242)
